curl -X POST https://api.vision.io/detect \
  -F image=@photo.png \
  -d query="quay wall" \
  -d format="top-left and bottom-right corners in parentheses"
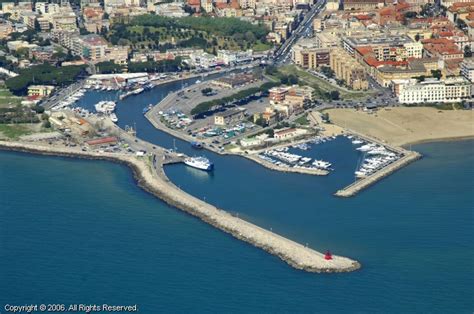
top-left (245, 154), bottom-right (329, 176)
top-left (145, 111), bottom-right (328, 176)
top-left (0, 141), bottom-right (360, 274)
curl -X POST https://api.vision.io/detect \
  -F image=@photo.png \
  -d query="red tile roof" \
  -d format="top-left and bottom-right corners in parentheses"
top-left (86, 137), bottom-right (118, 146)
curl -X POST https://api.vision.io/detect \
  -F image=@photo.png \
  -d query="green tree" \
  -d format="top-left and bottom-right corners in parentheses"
top-left (5, 64), bottom-right (86, 95)
top-left (404, 11), bottom-right (417, 19)
top-left (329, 91), bottom-right (340, 100)
top-left (33, 105), bottom-right (45, 114)
top-left (431, 69), bottom-right (442, 80)
top-left (321, 112), bottom-right (330, 122)
top-left (464, 45), bottom-right (472, 57)
top-left (288, 74), bottom-right (298, 85)
top-left (201, 87), bottom-right (213, 95)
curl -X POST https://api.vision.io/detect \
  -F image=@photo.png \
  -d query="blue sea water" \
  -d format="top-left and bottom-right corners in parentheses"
top-left (0, 82), bottom-right (473, 313)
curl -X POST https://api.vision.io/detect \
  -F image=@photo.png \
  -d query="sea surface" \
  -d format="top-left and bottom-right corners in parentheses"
top-left (0, 82), bottom-right (473, 313)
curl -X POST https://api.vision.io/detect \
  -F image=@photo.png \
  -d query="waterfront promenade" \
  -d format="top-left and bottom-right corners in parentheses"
top-left (0, 139), bottom-right (360, 273)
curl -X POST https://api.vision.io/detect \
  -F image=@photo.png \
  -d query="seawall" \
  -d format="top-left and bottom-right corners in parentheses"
top-left (0, 141), bottom-right (360, 274)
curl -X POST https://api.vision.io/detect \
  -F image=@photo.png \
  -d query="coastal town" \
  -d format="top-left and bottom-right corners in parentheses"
top-left (0, 0), bottom-right (473, 275)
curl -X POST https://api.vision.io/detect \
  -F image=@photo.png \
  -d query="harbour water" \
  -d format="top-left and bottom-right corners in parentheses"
top-left (1, 82), bottom-right (473, 312)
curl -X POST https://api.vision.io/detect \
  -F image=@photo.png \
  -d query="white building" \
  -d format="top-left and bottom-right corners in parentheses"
top-left (403, 42), bottom-right (424, 59)
top-left (189, 52), bottom-right (218, 69)
top-left (217, 49), bottom-right (253, 65)
top-left (460, 58), bottom-right (474, 83)
top-left (155, 2), bottom-right (189, 17)
top-left (393, 77), bottom-right (471, 104)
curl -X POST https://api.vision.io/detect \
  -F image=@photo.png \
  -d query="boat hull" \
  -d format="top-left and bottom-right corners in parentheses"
top-left (184, 161), bottom-right (213, 171)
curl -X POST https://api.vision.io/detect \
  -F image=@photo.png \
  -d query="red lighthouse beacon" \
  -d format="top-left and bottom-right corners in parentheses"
top-left (324, 250), bottom-right (333, 260)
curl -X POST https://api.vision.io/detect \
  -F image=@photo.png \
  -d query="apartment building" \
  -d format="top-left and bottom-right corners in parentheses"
top-left (393, 77), bottom-right (471, 104)
top-left (343, 34), bottom-right (421, 59)
top-left (460, 57), bottom-right (474, 82)
top-left (0, 19), bottom-right (13, 39)
top-left (342, 0), bottom-right (384, 10)
top-left (330, 48), bottom-right (369, 90)
top-left (27, 85), bottom-right (55, 98)
top-left (291, 40), bottom-right (330, 69)
top-left (422, 38), bottom-right (464, 61)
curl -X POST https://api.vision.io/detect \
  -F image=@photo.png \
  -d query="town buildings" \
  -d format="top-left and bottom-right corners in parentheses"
top-left (27, 85), bottom-right (55, 98)
top-left (460, 57), bottom-right (474, 81)
top-left (291, 40), bottom-right (330, 69)
top-left (214, 108), bottom-right (246, 126)
top-left (393, 77), bottom-right (471, 104)
top-left (330, 48), bottom-right (369, 90)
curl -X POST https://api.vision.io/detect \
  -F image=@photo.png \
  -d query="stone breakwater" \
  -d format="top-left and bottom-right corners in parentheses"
top-left (0, 141), bottom-right (360, 274)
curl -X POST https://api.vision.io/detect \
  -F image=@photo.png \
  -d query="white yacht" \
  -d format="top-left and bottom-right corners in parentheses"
top-left (312, 160), bottom-right (332, 170)
top-left (356, 143), bottom-right (377, 151)
top-left (95, 101), bottom-right (116, 114)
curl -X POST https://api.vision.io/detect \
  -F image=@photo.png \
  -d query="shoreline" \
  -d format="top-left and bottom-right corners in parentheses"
top-left (401, 135), bottom-right (474, 148)
top-left (0, 140), bottom-right (360, 274)
top-left (325, 107), bottom-right (474, 148)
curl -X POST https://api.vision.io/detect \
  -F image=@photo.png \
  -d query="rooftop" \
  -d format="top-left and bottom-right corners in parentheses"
top-left (344, 34), bottom-right (413, 47)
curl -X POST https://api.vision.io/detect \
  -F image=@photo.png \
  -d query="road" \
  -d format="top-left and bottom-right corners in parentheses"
top-left (273, 0), bottom-right (327, 64)
top-left (41, 80), bottom-right (85, 110)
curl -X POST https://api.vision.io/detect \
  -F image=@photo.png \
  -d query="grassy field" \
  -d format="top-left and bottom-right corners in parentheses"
top-left (0, 87), bottom-right (23, 108)
top-left (0, 124), bottom-right (32, 139)
top-left (277, 65), bottom-right (374, 100)
top-left (252, 41), bottom-right (272, 52)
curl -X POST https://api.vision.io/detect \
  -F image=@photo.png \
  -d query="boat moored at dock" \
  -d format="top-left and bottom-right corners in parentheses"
top-left (94, 101), bottom-right (116, 114)
top-left (184, 156), bottom-right (213, 171)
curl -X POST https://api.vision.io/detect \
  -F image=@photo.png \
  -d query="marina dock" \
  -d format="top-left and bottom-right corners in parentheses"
top-left (335, 150), bottom-right (421, 197)
top-left (335, 130), bottom-right (422, 197)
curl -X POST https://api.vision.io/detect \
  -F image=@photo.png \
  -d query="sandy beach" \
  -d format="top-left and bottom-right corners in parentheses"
top-left (325, 107), bottom-right (474, 146)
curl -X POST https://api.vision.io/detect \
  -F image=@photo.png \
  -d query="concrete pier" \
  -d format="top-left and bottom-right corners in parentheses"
top-left (0, 140), bottom-right (361, 274)
top-left (335, 151), bottom-right (421, 197)
top-left (335, 130), bottom-right (422, 197)
top-left (246, 154), bottom-right (329, 176)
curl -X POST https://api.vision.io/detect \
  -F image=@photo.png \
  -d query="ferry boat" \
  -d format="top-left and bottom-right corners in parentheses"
top-left (184, 156), bottom-right (213, 171)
